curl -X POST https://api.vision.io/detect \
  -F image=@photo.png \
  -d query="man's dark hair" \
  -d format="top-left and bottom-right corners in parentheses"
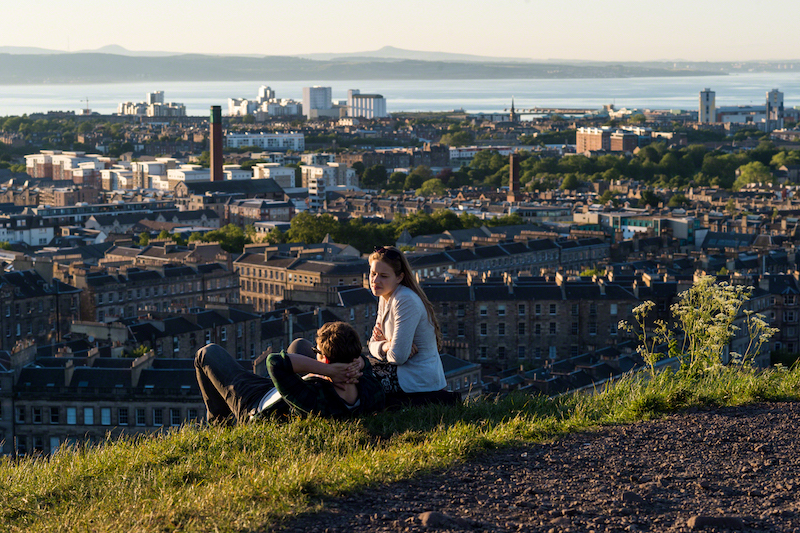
top-left (316, 321), bottom-right (362, 364)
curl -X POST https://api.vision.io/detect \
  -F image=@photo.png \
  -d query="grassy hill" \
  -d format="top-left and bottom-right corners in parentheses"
top-left (2, 365), bottom-right (799, 532)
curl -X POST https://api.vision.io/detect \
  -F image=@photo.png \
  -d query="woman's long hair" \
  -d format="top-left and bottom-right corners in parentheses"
top-left (369, 246), bottom-right (442, 352)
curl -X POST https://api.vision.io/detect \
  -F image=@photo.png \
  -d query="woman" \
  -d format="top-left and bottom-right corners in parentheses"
top-left (368, 245), bottom-right (447, 394)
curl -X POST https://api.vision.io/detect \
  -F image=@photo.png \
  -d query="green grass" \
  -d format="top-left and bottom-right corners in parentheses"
top-left (3, 365), bottom-right (800, 533)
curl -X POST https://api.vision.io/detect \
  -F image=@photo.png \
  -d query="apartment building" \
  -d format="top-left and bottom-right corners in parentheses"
top-left (63, 263), bottom-right (238, 322)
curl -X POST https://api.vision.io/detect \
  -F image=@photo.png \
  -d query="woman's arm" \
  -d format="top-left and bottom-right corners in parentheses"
top-left (382, 291), bottom-right (423, 365)
top-left (368, 300), bottom-right (387, 359)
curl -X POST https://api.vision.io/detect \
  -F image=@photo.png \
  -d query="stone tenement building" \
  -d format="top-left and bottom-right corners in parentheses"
top-left (60, 263), bottom-right (239, 322)
top-left (9, 349), bottom-right (205, 456)
top-left (234, 253), bottom-right (368, 312)
top-left (424, 273), bottom-right (645, 365)
top-left (0, 271), bottom-right (80, 351)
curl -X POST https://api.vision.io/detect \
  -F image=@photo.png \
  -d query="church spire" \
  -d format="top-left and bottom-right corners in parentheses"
top-left (510, 96), bottom-right (517, 123)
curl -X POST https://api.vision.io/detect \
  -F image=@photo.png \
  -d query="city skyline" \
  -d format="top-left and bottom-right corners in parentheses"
top-left (3, 0), bottom-right (800, 63)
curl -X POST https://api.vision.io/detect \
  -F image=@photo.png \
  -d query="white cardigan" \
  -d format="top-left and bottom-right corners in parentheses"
top-left (368, 285), bottom-right (447, 393)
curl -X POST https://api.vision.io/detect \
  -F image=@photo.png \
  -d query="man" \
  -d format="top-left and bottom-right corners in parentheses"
top-left (194, 321), bottom-right (384, 423)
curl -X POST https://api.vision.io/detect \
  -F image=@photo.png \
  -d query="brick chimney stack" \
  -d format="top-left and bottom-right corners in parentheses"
top-left (507, 153), bottom-right (520, 203)
top-left (210, 105), bottom-right (223, 182)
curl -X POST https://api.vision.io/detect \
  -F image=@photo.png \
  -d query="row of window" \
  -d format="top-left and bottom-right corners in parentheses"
top-left (443, 303), bottom-right (622, 317)
top-left (97, 280), bottom-right (231, 304)
top-left (16, 406), bottom-right (200, 427)
top-left (473, 321), bottom-right (611, 336)
top-left (477, 346), bottom-right (560, 360)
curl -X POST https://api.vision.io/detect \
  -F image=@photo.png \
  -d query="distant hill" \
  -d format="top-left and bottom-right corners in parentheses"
top-left (0, 52), bottom-right (732, 85)
top-left (298, 45), bottom-right (535, 63)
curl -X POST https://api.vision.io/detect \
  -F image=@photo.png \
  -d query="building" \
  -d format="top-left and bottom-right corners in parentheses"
top-left (699, 88), bottom-right (716, 123)
top-left (347, 90), bottom-right (388, 119)
top-left (224, 133), bottom-right (304, 152)
top-left (63, 262), bottom-right (239, 323)
top-left (766, 89), bottom-right (784, 132)
top-left (118, 92), bottom-right (186, 117)
top-left (302, 86), bottom-right (336, 119)
top-left (253, 163), bottom-right (295, 189)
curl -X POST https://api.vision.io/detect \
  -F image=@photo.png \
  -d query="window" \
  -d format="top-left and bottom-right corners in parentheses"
top-left (571, 322), bottom-right (578, 335)
top-left (518, 346), bottom-right (526, 359)
top-left (441, 323), bottom-right (448, 337)
top-left (205, 331), bottom-right (211, 344)
top-left (589, 322), bottom-right (597, 336)
top-left (33, 407), bottom-right (42, 424)
top-left (549, 304), bottom-right (557, 315)
top-left (50, 408), bottom-right (59, 424)
top-left (101, 408), bottom-right (111, 426)
top-left (170, 408), bottom-right (181, 426)
top-left (497, 305), bottom-right (506, 317)
top-left (479, 305), bottom-right (487, 317)
top-left (221, 328), bottom-right (227, 342)
top-left (571, 303), bottom-right (579, 316)
top-left (479, 346), bottom-right (488, 359)
top-left (457, 304), bottom-right (465, 317)
top-left (67, 407), bottom-right (76, 425)
top-left (590, 303), bottom-right (597, 316)
top-left (610, 304), bottom-right (618, 315)
top-left (784, 311), bottom-right (796, 323)
top-left (549, 322), bottom-right (556, 335)
top-left (786, 295), bottom-right (797, 306)
top-left (498, 346), bottom-right (506, 359)
top-left (441, 302), bottom-right (449, 314)
top-left (534, 324), bottom-right (541, 335)
top-left (118, 408), bottom-right (128, 426)
top-left (498, 323), bottom-right (506, 336)
top-left (173, 336), bottom-right (180, 352)
top-left (457, 322), bottom-right (465, 337)
top-left (188, 408), bottom-right (199, 421)
top-left (136, 408), bottom-right (146, 426)
top-left (535, 304), bottom-right (541, 315)
top-left (518, 304), bottom-right (526, 316)
top-left (571, 345), bottom-right (579, 357)
top-left (549, 346), bottom-right (557, 360)
top-left (84, 407), bottom-right (94, 425)
top-left (480, 323), bottom-right (487, 336)
top-left (153, 408), bottom-right (163, 426)
top-left (610, 322), bottom-right (618, 336)
top-left (16, 406), bottom-right (25, 423)
top-left (237, 324), bottom-right (243, 338)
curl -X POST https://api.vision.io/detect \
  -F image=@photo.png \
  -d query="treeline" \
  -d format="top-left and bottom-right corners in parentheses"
top-left (264, 209), bottom-right (524, 254)
top-left (358, 140), bottom-right (800, 195)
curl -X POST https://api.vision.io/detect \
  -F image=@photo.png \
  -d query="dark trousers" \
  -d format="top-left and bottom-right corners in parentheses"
top-left (193, 339), bottom-right (315, 424)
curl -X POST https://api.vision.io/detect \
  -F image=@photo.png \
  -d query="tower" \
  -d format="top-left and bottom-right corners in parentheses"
top-left (699, 88), bottom-right (716, 123)
top-left (510, 97), bottom-right (518, 123)
top-left (210, 106), bottom-right (223, 182)
top-left (507, 153), bottom-right (520, 203)
top-left (766, 89), bottom-right (784, 132)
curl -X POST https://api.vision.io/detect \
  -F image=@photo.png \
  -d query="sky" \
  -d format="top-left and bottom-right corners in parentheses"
top-left (4, 0), bottom-right (800, 62)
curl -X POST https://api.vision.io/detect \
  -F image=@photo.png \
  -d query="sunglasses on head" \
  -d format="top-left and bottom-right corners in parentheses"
top-left (374, 246), bottom-right (401, 259)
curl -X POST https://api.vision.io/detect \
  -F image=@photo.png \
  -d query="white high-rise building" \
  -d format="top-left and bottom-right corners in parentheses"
top-left (302, 86), bottom-right (332, 118)
top-left (766, 89), bottom-right (784, 132)
top-left (146, 91), bottom-right (164, 105)
top-left (258, 86), bottom-right (276, 101)
top-left (699, 88), bottom-right (716, 123)
top-left (347, 89), bottom-right (388, 119)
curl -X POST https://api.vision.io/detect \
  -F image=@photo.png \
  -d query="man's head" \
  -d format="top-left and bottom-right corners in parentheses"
top-left (315, 321), bottom-right (362, 364)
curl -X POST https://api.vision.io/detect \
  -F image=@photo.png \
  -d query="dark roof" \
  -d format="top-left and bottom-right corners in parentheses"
top-left (183, 178), bottom-right (284, 196)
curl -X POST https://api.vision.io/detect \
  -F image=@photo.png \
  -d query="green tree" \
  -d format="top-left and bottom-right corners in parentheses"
top-left (438, 130), bottom-right (473, 146)
top-left (639, 190), bottom-right (662, 208)
top-left (286, 212), bottom-right (340, 244)
top-left (732, 161), bottom-right (772, 191)
top-left (361, 165), bottom-right (388, 189)
top-left (387, 171), bottom-right (407, 191)
top-left (560, 174), bottom-right (581, 190)
top-left (138, 232), bottom-right (150, 246)
top-left (416, 178), bottom-right (446, 197)
top-left (667, 193), bottom-right (689, 208)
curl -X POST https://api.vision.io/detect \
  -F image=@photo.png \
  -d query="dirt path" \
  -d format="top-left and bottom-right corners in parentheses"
top-left (277, 402), bottom-right (800, 532)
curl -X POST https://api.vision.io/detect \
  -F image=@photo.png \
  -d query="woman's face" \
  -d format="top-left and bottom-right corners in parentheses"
top-left (369, 259), bottom-right (403, 299)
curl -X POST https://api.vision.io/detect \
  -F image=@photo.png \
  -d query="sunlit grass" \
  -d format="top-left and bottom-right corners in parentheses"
top-left (2, 365), bottom-right (799, 532)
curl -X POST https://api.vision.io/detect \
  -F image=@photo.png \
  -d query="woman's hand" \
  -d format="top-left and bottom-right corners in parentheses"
top-left (325, 360), bottom-right (363, 385)
top-left (372, 325), bottom-right (387, 343)
top-left (410, 343), bottom-right (419, 357)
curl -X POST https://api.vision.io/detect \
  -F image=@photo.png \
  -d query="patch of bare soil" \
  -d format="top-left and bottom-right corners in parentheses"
top-left (277, 402), bottom-right (800, 532)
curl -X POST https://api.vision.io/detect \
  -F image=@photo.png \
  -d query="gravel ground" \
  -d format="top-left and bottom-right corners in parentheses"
top-left (276, 402), bottom-right (800, 533)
